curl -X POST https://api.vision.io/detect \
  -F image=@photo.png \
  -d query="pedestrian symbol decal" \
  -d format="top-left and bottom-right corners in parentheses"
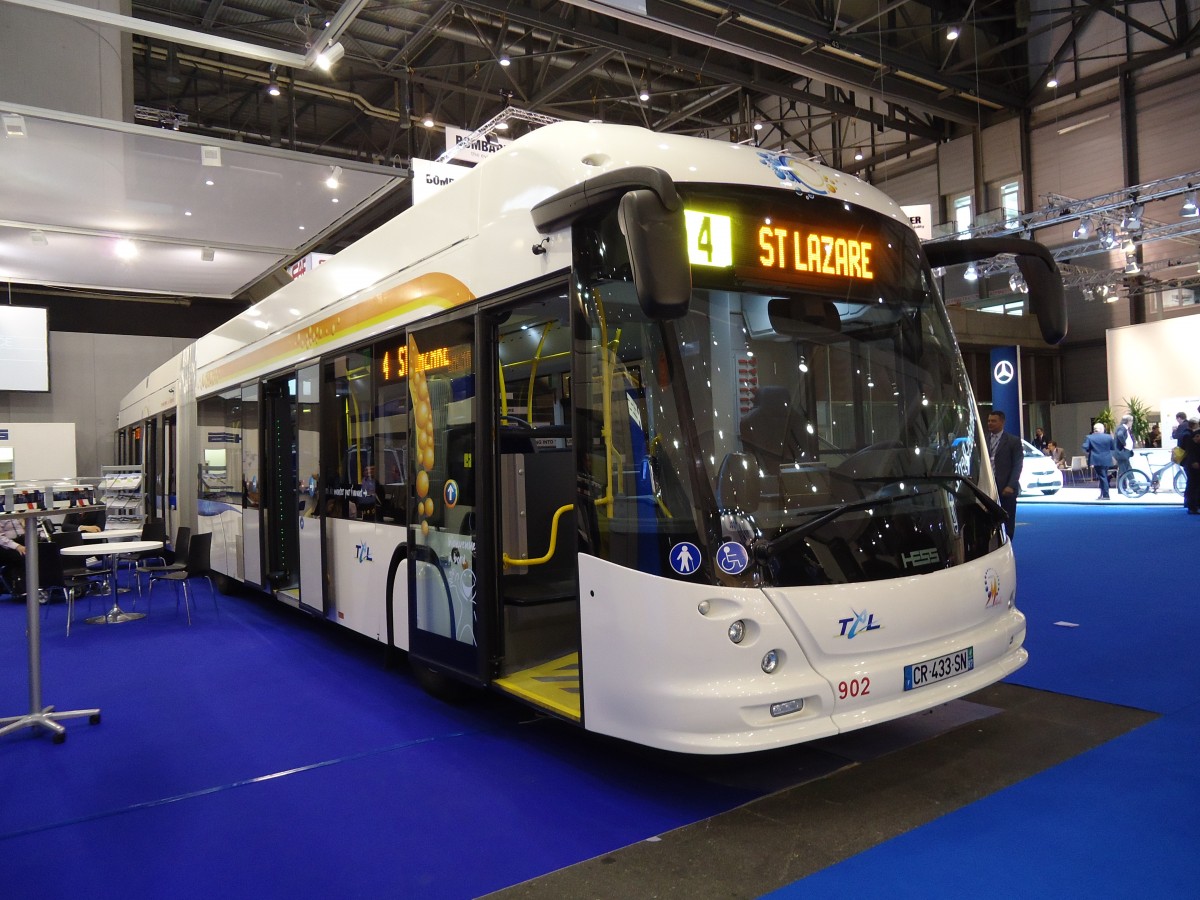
top-left (716, 542), bottom-right (749, 575)
top-left (670, 542), bottom-right (701, 576)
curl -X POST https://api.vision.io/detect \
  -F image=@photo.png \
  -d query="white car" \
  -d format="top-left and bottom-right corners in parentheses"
top-left (1019, 439), bottom-right (1064, 495)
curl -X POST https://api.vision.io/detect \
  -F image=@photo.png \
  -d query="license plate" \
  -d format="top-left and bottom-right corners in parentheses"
top-left (904, 646), bottom-right (974, 691)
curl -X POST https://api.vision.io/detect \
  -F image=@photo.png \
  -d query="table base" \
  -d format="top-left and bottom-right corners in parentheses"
top-left (86, 606), bottom-right (147, 625)
top-left (0, 705), bottom-right (102, 744)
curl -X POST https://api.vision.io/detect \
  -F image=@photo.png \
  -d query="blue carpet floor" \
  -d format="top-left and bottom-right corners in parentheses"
top-left (0, 579), bottom-right (754, 899)
top-left (769, 503), bottom-right (1200, 898)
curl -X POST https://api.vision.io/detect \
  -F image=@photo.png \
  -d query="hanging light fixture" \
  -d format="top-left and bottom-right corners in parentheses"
top-left (1073, 217), bottom-right (1092, 240)
top-left (946, 25), bottom-right (960, 41)
top-left (422, 115), bottom-right (435, 128)
top-left (963, 263), bottom-right (979, 281)
top-left (854, 149), bottom-right (864, 161)
top-left (1124, 254), bottom-right (1140, 275)
top-left (1047, 77), bottom-right (1059, 88)
top-left (1009, 272), bottom-right (1028, 294)
top-left (1122, 200), bottom-right (1143, 231)
top-left (267, 64), bottom-right (281, 97)
top-left (1181, 188), bottom-right (1199, 218)
top-left (498, 53), bottom-right (511, 67)
top-left (638, 81), bottom-right (650, 102)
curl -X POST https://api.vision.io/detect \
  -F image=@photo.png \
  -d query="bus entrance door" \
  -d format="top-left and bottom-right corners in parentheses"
top-left (490, 295), bottom-right (581, 723)
top-left (262, 374), bottom-right (302, 605)
top-left (406, 318), bottom-right (487, 687)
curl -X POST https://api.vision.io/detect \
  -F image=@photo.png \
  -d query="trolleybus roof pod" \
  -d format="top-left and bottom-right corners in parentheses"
top-left (923, 237), bottom-right (1068, 345)
top-left (531, 165), bottom-right (691, 320)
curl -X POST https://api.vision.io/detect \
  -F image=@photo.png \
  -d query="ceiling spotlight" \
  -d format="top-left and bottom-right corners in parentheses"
top-left (1181, 189), bottom-right (1199, 218)
top-left (495, 120), bottom-right (509, 131)
top-left (1047, 77), bottom-right (1058, 88)
top-left (963, 263), bottom-right (979, 282)
top-left (422, 116), bottom-right (435, 128)
top-left (1098, 225), bottom-right (1118, 250)
top-left (1009, 272), bottom-right (1028, 294)
top-left (201, 247), bottom-right (215, 262)
top-left (1124, 254), bottom-right (1140, 275)
top-left (638, 81), bottom-right (650, 102)
top-left (753, 121), bottom-right (763, 132)
top-left (325, 165), bottom-right (342, 189)
top-left (1082, 287), bottom-right (1094, 302)
top-left (267, 64), bottom-right (281, 97)
top-left (946, 25), bottom-right (960, 41)
top-left (1073, 217), bottom-right (1092, 240)
top-left (799, 357), bottom-right (809, 374)
top-left (854, 150), bottom-right (864, 161)
top-left (1122, 201), bottom-right (1143, 231)
top-left (1097, 284), bottom-right (1110, 299)
top-left (315, 41), bottom-right (345, 71)
top-left (498, 53), bottom-right (511, 67)
top-left (114, 238), bottom-right (138, 260)
top-left (30, 230), bottom-right (48, 245)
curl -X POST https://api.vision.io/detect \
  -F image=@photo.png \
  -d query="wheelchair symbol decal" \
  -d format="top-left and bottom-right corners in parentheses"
top-left (716, 542), bottom-right (749, 575)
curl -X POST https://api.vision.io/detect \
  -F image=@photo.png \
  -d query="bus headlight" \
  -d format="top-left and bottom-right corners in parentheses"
top-left (727, 620), bottom-right (746, 643)
top-left (761, 649), bottom-right (780, 673)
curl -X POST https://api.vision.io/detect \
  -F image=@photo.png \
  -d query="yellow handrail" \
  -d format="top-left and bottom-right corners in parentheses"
top-left (503, 503), bottom-right (575, 567)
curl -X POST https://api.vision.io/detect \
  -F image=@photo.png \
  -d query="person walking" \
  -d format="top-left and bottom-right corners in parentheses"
top-left (1082, 422), bottom-right (1116, 500)
top-left (987, 410), bottom-right (1023, 540)
top-left (1114, 414), bottom-right (1136, 495)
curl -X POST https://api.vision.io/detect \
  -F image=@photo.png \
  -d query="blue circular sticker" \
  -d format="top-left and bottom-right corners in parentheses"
top-left (716, 541), bottom-right (749, 575)
top-left (669, 541), bottom-right (702, 576)
top-left (443, 479), bottom-right (460, 508)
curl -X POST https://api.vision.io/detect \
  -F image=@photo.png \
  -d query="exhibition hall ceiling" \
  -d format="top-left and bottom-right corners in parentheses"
top-left (2, 0), bottom-right (1198, 311)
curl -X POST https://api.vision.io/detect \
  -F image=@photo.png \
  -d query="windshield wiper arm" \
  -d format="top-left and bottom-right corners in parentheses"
top-left (753, 490), bottom-right (922, 561)
top-left (852, 474), bottom-right (1007, 521)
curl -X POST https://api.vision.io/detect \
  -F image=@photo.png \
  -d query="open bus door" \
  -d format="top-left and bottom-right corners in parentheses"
top-left (488, 293), bottom-right (582, 723)
top-left (405, 315), bottom-right (489, 688)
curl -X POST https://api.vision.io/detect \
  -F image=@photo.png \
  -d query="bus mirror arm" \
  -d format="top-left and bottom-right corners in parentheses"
top-left (530, 165), bottom-right (692, 320)
top-left (923, 237), bottom-right (1067, 345)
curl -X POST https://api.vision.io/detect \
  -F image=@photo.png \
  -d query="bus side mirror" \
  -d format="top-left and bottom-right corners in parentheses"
top-left (617, 189), bottom-right (692, 320)
top-left (924, 237), bottom-right (1067, 345)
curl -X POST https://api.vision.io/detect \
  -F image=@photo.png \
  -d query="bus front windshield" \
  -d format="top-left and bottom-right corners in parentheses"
top-left (574, 187), bottom-right (1004, 587)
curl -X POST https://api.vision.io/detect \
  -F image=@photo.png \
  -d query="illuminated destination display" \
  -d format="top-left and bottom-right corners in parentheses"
top-left (684, 205), bottom-right (885, 286)
top-left (378, 343), bottom-right (473, 383)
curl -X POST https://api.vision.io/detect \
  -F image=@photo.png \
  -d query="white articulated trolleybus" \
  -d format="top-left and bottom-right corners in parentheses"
top-left (118, 122), bottom-right (1066, 754)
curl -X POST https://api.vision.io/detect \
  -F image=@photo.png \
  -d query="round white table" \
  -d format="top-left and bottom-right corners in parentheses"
top-left (60, 540), bottom-right (163, 624)
top-left (82, 528), bottom-right (143, 541)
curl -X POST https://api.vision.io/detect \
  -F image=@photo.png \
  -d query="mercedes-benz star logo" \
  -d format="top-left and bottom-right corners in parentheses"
top-left (993, 360), bottom-right (1015, 384)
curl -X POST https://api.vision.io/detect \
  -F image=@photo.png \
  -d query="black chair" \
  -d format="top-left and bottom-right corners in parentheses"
top-left (124, 520), bottom-right (168, 599)
top-left (136, 525), bottom-right (190, 592)
top-left (39, 537), bottom-right (101, 636)
top-left (148, 532), bottom-right (215, 625)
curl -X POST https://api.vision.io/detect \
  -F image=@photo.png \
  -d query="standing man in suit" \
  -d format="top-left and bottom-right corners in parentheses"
top-left (1114, 414), bottom-right (1136, 494)
top-left (987, 410), bottom-right (1023, 540)
top-left (1083, 422), bottom-right (1117, 500)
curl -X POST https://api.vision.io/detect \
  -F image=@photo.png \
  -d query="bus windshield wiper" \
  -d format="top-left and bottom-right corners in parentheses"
top-left (849, 473), bottom-right (1006, 521)
top-left (753, 489), bottom-right (927, 561)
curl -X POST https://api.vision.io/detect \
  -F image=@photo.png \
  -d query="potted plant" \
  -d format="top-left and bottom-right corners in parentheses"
top-left (1123, 396), bottom-right (1152, 445)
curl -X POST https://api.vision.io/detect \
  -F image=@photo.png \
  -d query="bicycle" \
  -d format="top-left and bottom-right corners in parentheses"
top-left (1117, 450), bottom-right (1186, 497)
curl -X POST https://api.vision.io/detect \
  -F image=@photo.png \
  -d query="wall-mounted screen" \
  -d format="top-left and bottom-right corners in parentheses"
top-left (0, 306), bottom-right (49, 392)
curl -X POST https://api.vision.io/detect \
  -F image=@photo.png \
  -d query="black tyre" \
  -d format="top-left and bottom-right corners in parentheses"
top-left (1174, 468), bottom-right (1187, 495)
top-left (1119, 471), bottom-right (1150, 497)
